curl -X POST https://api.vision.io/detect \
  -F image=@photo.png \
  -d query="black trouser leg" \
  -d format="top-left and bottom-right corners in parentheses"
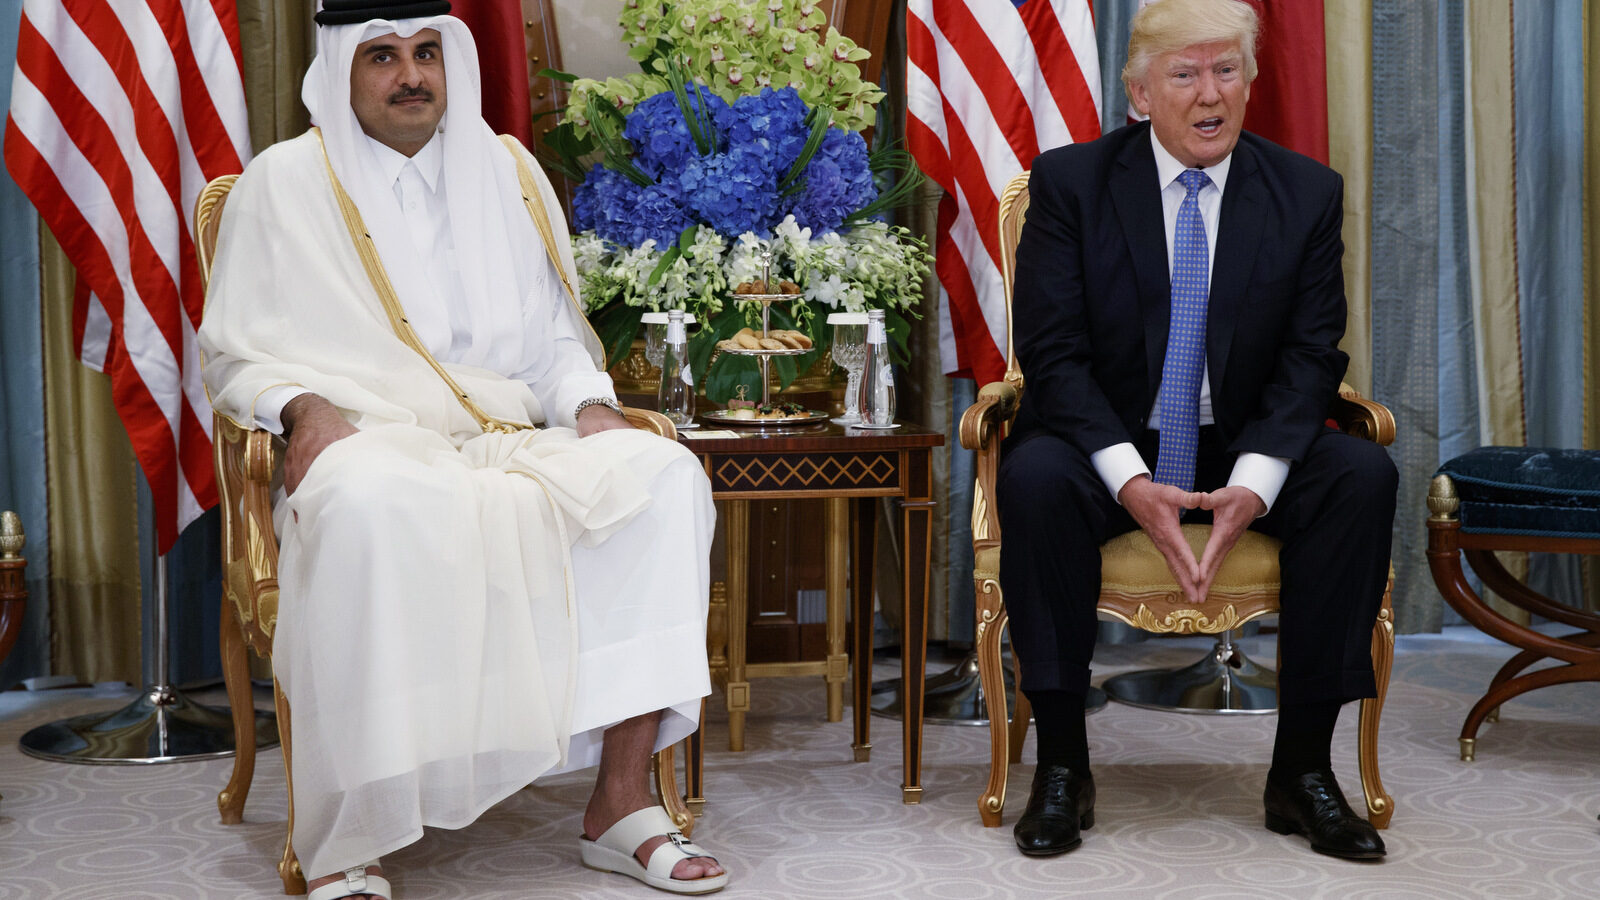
top-left (997, 432), bottom-right (1132, 697)
top-left (1251, 428), bottom-right (1398, 709)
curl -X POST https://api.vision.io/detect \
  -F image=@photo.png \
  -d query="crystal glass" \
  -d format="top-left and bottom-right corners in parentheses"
top-left (827, 312), bottom-right (869, 425)
top-left (641, 311), bottom-right (696, 369)
top-left (856, 309), bottom-right (896, 428)
top-left (656, 310), bottom-right (697, 428)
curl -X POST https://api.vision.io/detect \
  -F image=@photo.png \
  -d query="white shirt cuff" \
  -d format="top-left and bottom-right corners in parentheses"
top-left (253, 385), bottom-right (311, 435)
top-left (1090, 442), bottom-right (1150, 504)
top-left (1227, 452), bottom-right (1292, 515)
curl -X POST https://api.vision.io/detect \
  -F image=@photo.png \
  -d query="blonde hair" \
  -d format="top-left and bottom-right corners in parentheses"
top-left (1121, 0), bottom-right (1259, 104)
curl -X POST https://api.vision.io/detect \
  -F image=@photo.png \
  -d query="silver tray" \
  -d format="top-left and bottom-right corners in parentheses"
top-left (714, 344), bottom-right (810, 358)
top-left (700, 409), bottom-right (830, 427)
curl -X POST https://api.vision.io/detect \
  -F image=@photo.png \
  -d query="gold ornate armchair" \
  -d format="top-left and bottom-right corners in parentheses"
top-left (960, 171), bottom-right (1398, 830)
top-left (195, 175), bottom-right (693, 895)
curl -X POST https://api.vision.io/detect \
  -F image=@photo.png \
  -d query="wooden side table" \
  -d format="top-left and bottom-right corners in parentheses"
top-left (682, 422), bottom-right (943, 802)
top-left (1426, 448), bottom-right (1600, 760)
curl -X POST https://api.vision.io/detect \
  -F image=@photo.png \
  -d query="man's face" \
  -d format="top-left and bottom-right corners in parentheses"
top-left (349, 28), bottom-right (447, 157)
top-left (1129, 40), bottom-right (1249, 169)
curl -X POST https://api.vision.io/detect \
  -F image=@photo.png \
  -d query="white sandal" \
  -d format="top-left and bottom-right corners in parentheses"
top-left (580, 807), bottom-right (729, 894)
top-left (306, 861), bottom-right (392, 900)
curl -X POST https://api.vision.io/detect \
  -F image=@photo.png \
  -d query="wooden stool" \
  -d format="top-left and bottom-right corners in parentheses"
top-left (1426, 447), bottom-right (1600, 760)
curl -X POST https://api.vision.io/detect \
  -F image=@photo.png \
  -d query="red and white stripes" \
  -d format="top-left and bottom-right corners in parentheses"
top-left (907, 0), bottom-right (1101, 385)
top-left (6, 0), bottom-right (251, 550)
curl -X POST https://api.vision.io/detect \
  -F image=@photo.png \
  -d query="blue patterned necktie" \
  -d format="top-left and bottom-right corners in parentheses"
top-left (1154, 168), bottom-right (1211, 491)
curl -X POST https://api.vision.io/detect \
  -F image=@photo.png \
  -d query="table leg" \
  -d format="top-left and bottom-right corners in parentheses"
top-left (725, 499), bottom-right (750, 751)
top-left (850, 496), bottom-right (876, 763)
top-left (686, 697), bottom-right (705, 815)
top-left (824, 498), bottom-right (848, 723)
top-left (901, 495), bottom-right (935, 804)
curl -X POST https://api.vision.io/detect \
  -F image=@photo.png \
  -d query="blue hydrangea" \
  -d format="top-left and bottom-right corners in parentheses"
top-left (623, 87), bottom-right (728, 179)
top-left (716, 87), bottom-right (811, 181)
top-left (788, 129), bottom-right (877, 233)
top-left (575, 86), bottom-right (876, 244)
top-left (680, 143), bottom-right (779, 238)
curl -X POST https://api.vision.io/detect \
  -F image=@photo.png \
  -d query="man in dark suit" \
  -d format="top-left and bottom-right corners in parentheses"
top-left (997, 0), bottom-right (1396, 861)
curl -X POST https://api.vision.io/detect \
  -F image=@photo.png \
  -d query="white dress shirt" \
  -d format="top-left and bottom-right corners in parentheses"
top-left (1088, 129), bottom-right (1291, 513)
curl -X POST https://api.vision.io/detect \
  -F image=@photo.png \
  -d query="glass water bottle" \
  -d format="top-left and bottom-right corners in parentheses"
top-left (856, 309), bottom-right (896, 428)
top-left (657, 309), bottom-right (696, 427)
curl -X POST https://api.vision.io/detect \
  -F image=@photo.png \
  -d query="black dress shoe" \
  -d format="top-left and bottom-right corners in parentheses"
top-left (1013, 764), bottom-right (1095, 857)
top-left (1264, 768), bottom-right (1386, 860)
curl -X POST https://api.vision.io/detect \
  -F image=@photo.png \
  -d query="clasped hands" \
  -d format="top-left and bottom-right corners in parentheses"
top-left (1117, 475), bottom-right (1266, 605)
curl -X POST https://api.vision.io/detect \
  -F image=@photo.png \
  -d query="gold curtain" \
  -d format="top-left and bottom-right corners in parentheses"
top-left (233, 0), bottom-right (315, 151)
top-left (40, 230), bottom-right (142, 684)
top-left (1325, 0), bottom-right (1373, 394)
top-left (1467, 0), bottom-right (1527, 448)
top-left (1467, 0), bottom-right (1529, 617)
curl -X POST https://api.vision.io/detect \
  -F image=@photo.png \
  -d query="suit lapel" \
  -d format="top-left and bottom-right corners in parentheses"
top-left (1207, 141), bottom-right (1265, 399)
top-left (1109, 132), bottom-right (1169, 405)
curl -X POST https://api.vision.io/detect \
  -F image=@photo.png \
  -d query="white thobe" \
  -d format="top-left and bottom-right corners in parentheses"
top-left (199, 130), bottom-right (714, 878)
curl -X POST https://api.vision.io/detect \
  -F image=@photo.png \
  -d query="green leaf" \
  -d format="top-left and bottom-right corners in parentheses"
top-left (536, 67), bottom-right (579, 84)
top-left (584, 95), bottom-right (653, 186)
top-left (885, 309), bottom-right (913, 365)
top-left (704, 352), bottom-right (762, 404)
top-left (771, 354), bottom-right (797, 390)
top-left (777, 105), bottom-right (831, 194)
top-left (843, 145), bottom-right (926, 226)
top-left (645, 246), bottom-right (682, 288)
top-left (589, 301), bottom-right (646, 369)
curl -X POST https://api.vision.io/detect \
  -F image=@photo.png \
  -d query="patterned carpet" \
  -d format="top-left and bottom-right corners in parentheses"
top-left (0, 628), bottom-right (1597, 899)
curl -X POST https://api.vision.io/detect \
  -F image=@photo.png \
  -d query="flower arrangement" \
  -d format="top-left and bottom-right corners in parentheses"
top-left (542, 0), bottom-right (931, 402)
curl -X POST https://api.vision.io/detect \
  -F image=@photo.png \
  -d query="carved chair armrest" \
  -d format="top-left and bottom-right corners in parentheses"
top-left (962, 381), bottom-right (1019, 562)
top-left (1331, 384), bottom-right (1396, 447)
top-left (621, 407), bottom-right (678, 441)
top-left (214, 414), bottom-right (283, 650)
top-left (959, 381), bottom-right (1020, 453)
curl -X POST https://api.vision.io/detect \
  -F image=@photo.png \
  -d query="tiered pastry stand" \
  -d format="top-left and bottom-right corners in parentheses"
top-left (700, 290), bottom-right (828, 427)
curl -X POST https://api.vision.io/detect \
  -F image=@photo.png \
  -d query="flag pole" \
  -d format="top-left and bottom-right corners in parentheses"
top-left (19, 518), bottom-right (276, 765)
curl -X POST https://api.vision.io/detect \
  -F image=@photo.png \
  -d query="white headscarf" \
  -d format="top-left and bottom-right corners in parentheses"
top-left (301, 14), bottom-right (559, 374)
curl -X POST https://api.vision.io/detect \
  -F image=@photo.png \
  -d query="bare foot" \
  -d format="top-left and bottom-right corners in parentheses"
top-left (583, 794), bottom-right (725, 883)
top-left (307, 863), bottom-right (385, 899)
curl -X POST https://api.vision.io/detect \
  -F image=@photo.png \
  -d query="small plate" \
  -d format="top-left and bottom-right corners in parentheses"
top-left (701, 409), bottom-right (830, 427)
top-left (849, 422), bottom-right (901, 430)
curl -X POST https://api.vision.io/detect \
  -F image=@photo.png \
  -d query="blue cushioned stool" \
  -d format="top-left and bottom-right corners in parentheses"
top-left (1426, 447), bottom-right (1600, 760)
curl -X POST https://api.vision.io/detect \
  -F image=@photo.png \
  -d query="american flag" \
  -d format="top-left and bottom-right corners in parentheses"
top-left (906, 0), bottom-right (1102, 386)
top-left (5, 0), bottom-right (252, 551)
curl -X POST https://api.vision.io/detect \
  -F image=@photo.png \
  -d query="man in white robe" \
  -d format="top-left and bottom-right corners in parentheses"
top-left (199, 3), bottom-right (726, 896)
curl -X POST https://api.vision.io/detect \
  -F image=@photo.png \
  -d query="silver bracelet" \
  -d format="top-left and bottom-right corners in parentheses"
top-left (574, 397), bottom-right (624, 420)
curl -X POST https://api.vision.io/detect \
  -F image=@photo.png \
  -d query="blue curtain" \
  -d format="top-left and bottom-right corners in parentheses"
top-left (0, 0), bottom-right (51, 687)
top-left (1513, 0), bottom-right (1585, 604)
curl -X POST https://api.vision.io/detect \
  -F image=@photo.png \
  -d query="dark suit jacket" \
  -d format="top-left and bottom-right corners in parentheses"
top-left (1008, 121), bottom-right (1350, 468)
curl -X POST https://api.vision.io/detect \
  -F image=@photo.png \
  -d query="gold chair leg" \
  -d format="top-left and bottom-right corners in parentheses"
top-left (217, 611), bottom-right (255, 826)
top-left (976, 577), bottom-right (1009, 827)
top-left (274, 681), bottom-right (306, 895)
top-left (1357, 574), bottom-right (1396, 829)
top-left (654, 745), bottom-right (694, 838)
